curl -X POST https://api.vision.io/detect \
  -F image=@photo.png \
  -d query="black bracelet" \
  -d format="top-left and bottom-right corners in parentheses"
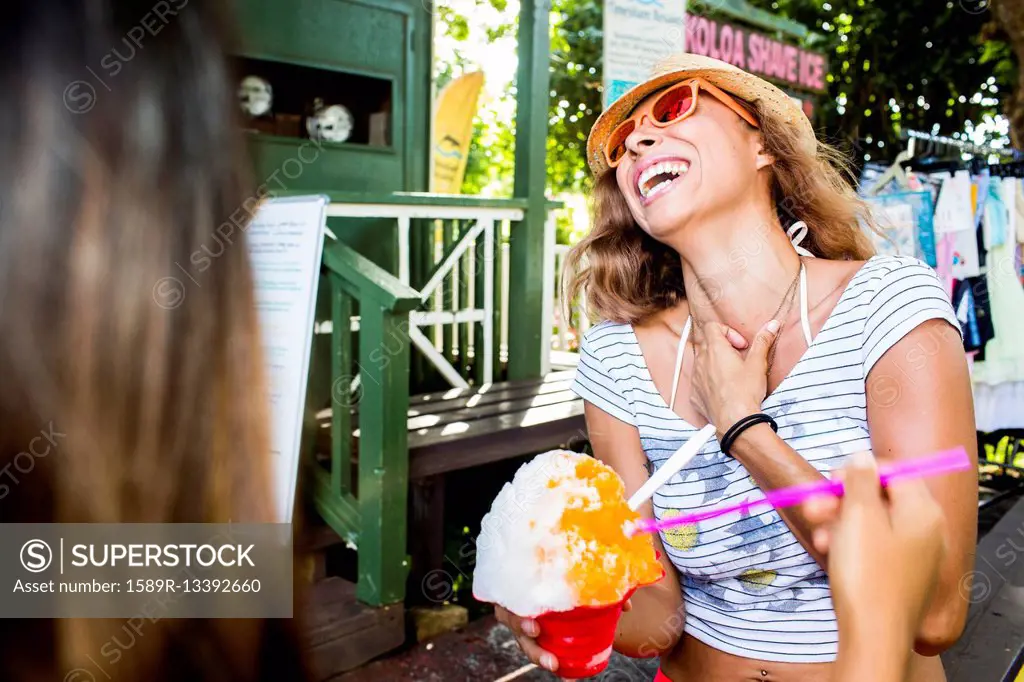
top-left (720, 413), bottom-right (778, 456)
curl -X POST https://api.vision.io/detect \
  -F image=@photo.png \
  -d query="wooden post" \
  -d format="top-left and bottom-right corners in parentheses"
top-left (357, 304), bottom-right (411, 606)
top-left (407, 475), bottom-right (446, 605)
top-left (508, 0), bottom-right (551, 381)
top-left (319, 241), bottom-right (420, 607)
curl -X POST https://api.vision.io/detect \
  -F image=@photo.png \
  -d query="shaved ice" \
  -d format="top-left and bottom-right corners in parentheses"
top-left (473, 450), bottom-right (663, 618)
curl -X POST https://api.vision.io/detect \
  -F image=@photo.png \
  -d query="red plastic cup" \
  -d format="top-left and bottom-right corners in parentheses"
top-left (534, 588), bottom-right (638, 679)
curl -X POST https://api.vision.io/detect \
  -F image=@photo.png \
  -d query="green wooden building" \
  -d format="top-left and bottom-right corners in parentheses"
top-left (232, 0), bottom-right (573, 676)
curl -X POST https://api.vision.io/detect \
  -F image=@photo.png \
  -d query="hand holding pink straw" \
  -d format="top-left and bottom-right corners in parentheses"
top-left (627, 447), bottom-right (971, 537)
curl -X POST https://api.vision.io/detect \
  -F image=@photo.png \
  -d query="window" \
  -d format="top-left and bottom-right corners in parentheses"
top-left (235, 57), bottom-right (392, 147)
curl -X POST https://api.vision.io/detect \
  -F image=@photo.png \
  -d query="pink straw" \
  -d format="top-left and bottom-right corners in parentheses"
top-left (629, 447), bottom-right (971, 536)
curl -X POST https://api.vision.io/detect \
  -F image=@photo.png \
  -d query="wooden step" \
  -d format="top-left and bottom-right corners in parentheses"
top-left (303, 577), bottom-right (404, 680)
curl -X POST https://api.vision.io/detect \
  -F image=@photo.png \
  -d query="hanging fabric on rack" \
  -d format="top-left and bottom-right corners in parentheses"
top-left (870, 131), bottom-right (1024, 427)
top-left (863, 191), bottom-right (937, 265)
top-left (982, 176), bottom-right (1004, 249)
top-left (996, 176), bottom-right (1017, 249)
top-left (972, 187), bottom-right (1024, 384)
top-left (1015, 180), bottom-right (1024, 244)
top-left (935, 233), bottom-right (957, 298)
top-left (932, 171), bottom-right (982, 279)
top-left (952, 278), bottom-right (986, 352)
top-left (973, 170), bottom-right (989, 231)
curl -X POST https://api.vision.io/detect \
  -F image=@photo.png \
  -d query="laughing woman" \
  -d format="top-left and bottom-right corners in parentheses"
top-left (499, 55), bottom-right (977, 681)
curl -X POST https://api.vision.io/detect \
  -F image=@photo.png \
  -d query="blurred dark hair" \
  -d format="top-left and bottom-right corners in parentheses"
top-left (0, 1), bottom-right (307, 679)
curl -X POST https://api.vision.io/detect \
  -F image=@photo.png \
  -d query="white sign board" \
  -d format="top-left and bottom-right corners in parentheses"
top-left (603, 0), bottom-right (687, 107)
top-left (248, 195), bottom-right (328, 523)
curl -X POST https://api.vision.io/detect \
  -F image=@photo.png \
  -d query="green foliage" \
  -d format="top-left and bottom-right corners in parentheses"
top-left (548, 0), bottom-right (604, 194)
top-left (434, 0), bottom-right (519, 197)
top-left (740, 0), bottom-right (1013, 156)
top-left (440, 0), bottom-right (1014, 217)
top-left (462, 102), bottom-right (518, 196)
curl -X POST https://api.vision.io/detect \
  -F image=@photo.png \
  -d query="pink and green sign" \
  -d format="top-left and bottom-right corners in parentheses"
top-left (685, 12), bottom-right (828, 94)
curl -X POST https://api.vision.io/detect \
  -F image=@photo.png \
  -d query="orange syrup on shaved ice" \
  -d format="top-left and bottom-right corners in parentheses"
top-left (552, 456), bottom-right (664, 606)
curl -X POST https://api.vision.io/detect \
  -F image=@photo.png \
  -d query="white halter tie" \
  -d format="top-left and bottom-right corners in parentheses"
top-left (787, 221), bottom-right (815, 258)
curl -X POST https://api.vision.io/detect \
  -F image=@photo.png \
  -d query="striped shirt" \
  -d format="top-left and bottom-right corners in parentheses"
top-left (570, 255), bottom-right (960, 663)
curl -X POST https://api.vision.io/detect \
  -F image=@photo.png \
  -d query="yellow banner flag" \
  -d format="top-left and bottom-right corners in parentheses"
top-left (432, 71), bottom-right (484, 194)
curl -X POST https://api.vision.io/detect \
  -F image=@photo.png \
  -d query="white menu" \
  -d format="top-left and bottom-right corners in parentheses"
top-left (248, 195), bottom-right (328, 523)
top-left (603, 0), bottom-right (686, 106)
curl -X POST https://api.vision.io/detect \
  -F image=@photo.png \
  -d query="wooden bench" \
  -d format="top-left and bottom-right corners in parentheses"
top-left (404, 370), bottom-right (586, 601)
top-left (405, 369), bottom-right (585, 477)
top-left (316, 369), bottom-right (585, 605)
top-left (316, 370), bottom-right (585, 472)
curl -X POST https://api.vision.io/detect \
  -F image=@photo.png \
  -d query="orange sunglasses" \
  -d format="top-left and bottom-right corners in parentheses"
top-left (604, 78), bottom-right (760, 169)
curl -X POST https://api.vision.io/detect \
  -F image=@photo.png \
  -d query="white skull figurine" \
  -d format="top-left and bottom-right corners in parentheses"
top-left (306, 100), bottom-right (354, 143)
top-left (238, 76), bottom-right (273, 118)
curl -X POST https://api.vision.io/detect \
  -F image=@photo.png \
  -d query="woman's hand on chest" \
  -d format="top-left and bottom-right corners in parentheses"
top-left (690, 319), bottom-right (780, 437)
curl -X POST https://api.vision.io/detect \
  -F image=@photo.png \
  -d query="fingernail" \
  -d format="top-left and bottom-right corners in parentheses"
top-left (540, 653), bottom-right (558, 672)
top-left (851, 451), bottom-right (874, 469)
top-left (766, 319), bottom-right (781, 334)
top-left (523, 619), bottom-right (539, 637)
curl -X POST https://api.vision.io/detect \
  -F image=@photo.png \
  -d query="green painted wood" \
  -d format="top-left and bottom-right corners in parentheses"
top-left (311, 468), bottom-right (362, 545)
top-left (323, 242), bottom-right (420, 313)
top-left (407, 3), bottom-right (432, 192)
top-left (356, 305), bottom-right (412, 606)
top-left (691, 0), bottom-right (810, 39)
top-left (236, 0), bottom-right (410, 73)
top-left (235, 0), bottom-right (436, 281)
top-left (332, 275), bottom-right (354, 496)
top-left (508, 0), bottom-right (551, 381)
top-left (248, 139), bottom-right (403, 196)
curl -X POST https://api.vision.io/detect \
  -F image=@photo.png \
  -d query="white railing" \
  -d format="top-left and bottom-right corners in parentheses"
top-left (326, 201), bottom-right (523, 389)
top-left (325, 198), bottom-right (587, 386)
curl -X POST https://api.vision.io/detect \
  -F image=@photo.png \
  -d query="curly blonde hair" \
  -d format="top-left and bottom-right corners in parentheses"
top-left (563, 100), bottom-right (877, 325)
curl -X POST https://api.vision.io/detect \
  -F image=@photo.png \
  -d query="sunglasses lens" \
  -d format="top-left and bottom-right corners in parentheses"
top-left (653, 88), bottom-right (695, 124)
top-left (606, 120), bottom-right (634, 166)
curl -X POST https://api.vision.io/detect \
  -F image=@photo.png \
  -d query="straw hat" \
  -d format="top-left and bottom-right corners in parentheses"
top-left (587, 53), bottom-right (817, 175)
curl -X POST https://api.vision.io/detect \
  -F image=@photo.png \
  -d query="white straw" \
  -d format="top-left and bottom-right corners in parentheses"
top-left (627, 424), bottom-right (717, 511)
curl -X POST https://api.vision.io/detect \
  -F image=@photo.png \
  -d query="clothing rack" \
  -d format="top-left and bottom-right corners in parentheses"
top-left (986, 160), bottom-right (1024, 177)
top-left (906, 157), bottom-right (1024, 177)
top-left (901, 128), bottom-right (1022, 161)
